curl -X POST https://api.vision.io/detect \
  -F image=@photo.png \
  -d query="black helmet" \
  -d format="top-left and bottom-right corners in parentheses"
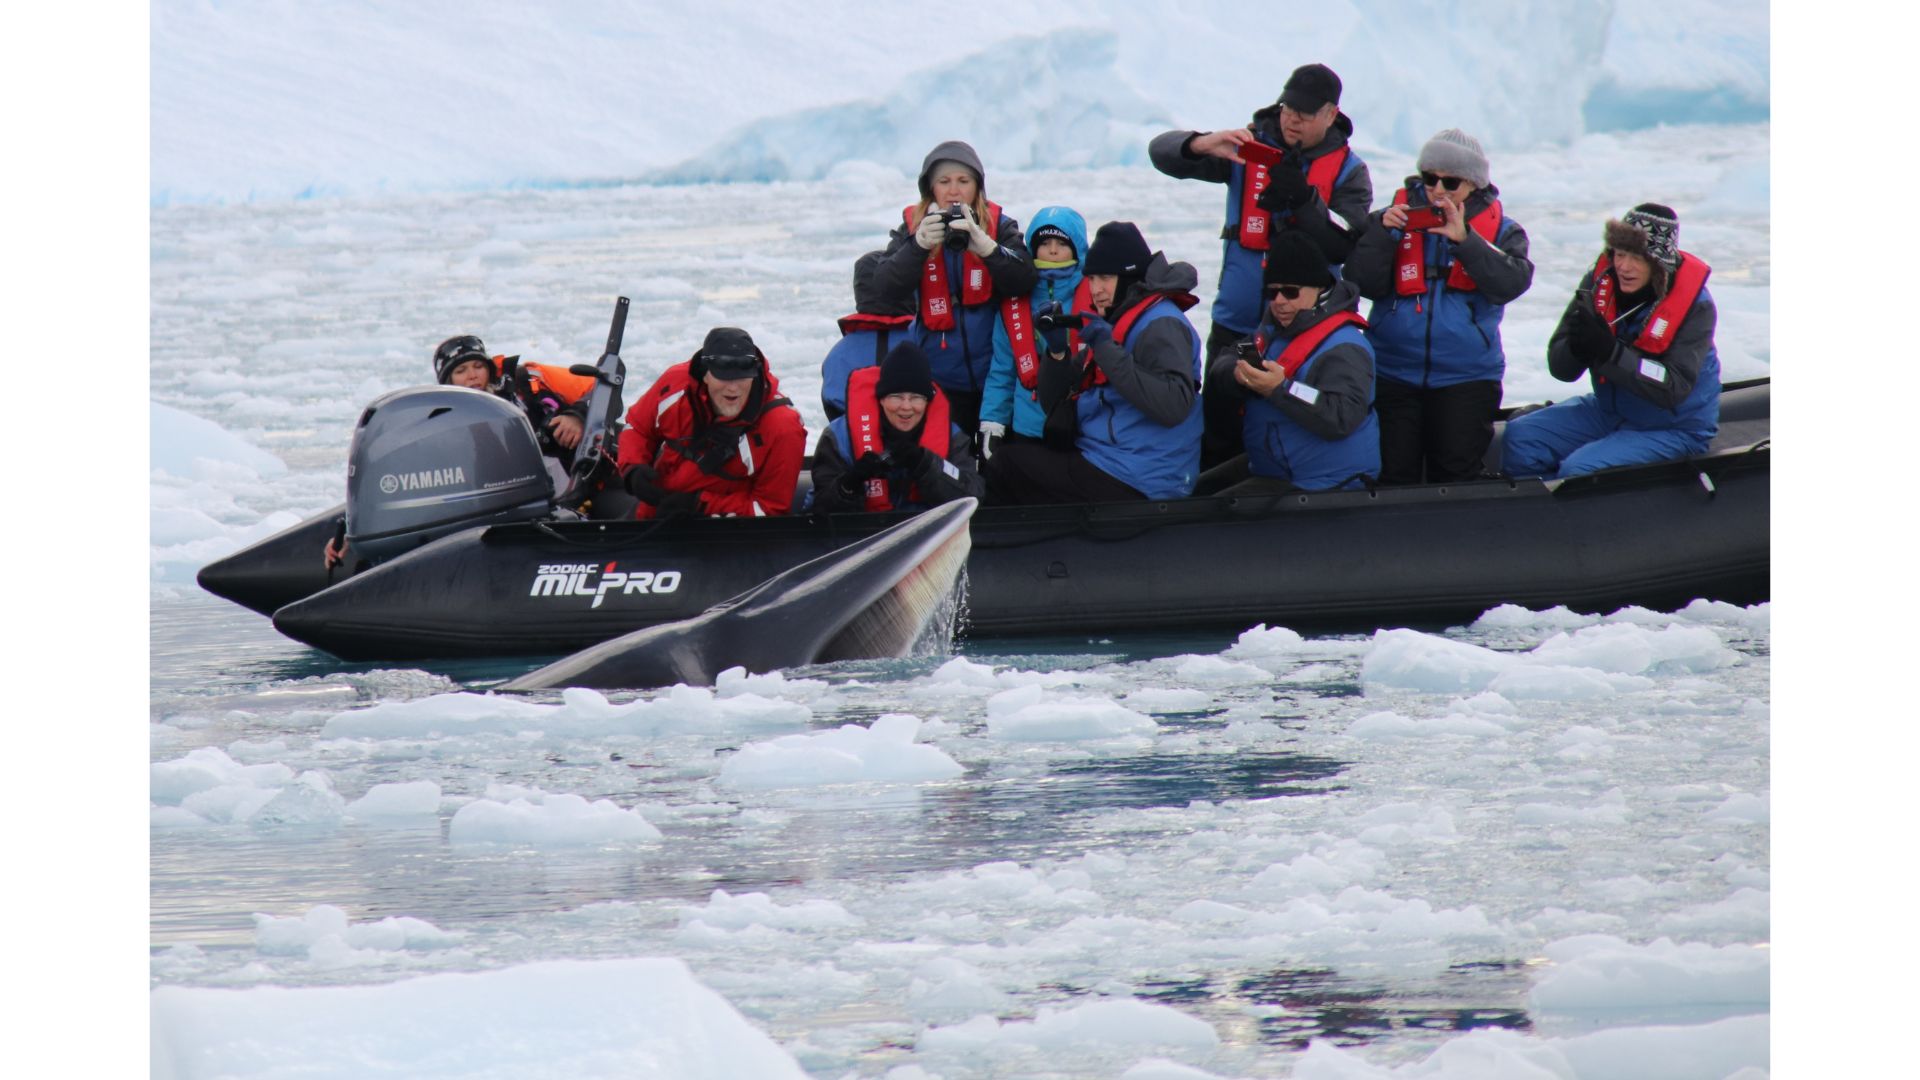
top-left (433, 335), bottom-right (492, 384)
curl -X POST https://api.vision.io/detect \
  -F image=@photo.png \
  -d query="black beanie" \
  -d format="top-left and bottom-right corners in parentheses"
top-left (433, 334), bottom-right (490, 384)
top-left (1084, 221), bottom-right (1153, 277)
top-left (1262, 232), bottom-right (1334, 292)
top-left (874, 341), bottom-right (935, 399)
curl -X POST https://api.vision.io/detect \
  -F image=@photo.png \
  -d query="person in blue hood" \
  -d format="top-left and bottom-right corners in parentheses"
top-left (819, 250), bottom-right (918, 422)
top-left (871, 140), bottom-right (1037, 447)
top-left (979, 206), bottom-right (1090, 459)
top-left (1501, 203), bottom-right (1719, 479)
top-left (984, 222), bottom-right (1204, 505)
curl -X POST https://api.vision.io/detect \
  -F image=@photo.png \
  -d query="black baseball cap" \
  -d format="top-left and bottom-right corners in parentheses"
top-left (1278, 63), bottom-right (1342, 113)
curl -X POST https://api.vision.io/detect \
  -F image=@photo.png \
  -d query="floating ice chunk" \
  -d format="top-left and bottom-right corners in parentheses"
top-left (1246, 846), bottom-right (1383, 897)
top-left (907, 957), bottom-right (1012, 1021)
top-left (896, 861), bottom-right (1103, 912)
top-left (255, 904), bottom-right (462, 958)
top-left (1677, 598), bottom-right (1770, 632)
top-left (674, 888), bottom-right (860, 932)
top-left (150, 957), bottom-right (809, 1078)
top-left (717, 714), bottom-right (963, 790)
top-left (1529, 934), bottom-right (1770, 1010)
top-left (1514, 789), bottom-right (1629, 826)
top-left (984, 686), bottom-right (1157, 742)
top-left (1489, 664), bottom-right (1649, 700)
top-left (1173, 655), bottom-right (1272, 686)
top-left (1705, 792), bottom-right (1769, 824)
top-left (151, 747), bottom-right (296, 804)
top-left (1289, 1014), bottom-right (1766, 1079)
top-left (920, 998), bottom-right (1219, 1052)
top-left (928, 657), bottom-right (1002, 687)
top-left (1345, 710), bottom-right (1506, 740)
top-left (321, 684), bottom-right (810, 739)
top-left (1471, 604), bottom-right (1600, 632)
top-left (151, 806), bottom-right (209, 829)
top-left (1224, 623), bottom-right (1305, 658)
top-left (249, 771), bottom-right (347, 827)
top-left (1531, 623), bottom-right (1740, 674)
top-left (1354, 803), bottom-right (1459, 845)
top-left (1362, 629), bottom-right (1512, 692)
top-left (447, 792), bottom-right (662, 846)
top-left (1656, 887), bottom-right (1770, 939)
top-left (345, 780), bottom-right (441, 820)
top-left (715, 665), bottom-right (830, 699)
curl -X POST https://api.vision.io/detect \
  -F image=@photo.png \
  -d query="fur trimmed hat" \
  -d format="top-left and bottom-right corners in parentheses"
top-left (1604, 202), bottom-right (1681, 271)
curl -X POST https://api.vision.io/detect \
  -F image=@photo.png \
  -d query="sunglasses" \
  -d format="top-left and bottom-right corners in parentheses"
top-left (1266, 284), bottom-right (1307, 300)
top-left (1420, 172), bottom-right (1470, 191)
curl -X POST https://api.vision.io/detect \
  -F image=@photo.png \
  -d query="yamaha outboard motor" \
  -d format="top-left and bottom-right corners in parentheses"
top-left (344, 386), bottom-right (554, 564)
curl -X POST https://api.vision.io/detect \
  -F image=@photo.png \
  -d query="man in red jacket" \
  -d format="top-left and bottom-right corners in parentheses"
top-left (615, 327), bottom-right (806, 520)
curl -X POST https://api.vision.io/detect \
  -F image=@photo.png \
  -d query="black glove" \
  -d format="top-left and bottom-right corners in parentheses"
top-left (1256, 164), bottom-right (1313, 211)
top-left (622, 463), bottom-right (669, 504)
top-left (893, 443), bottom-right (931, 474)
top-left (653, 490), bottom-right (700, 520)
top-left (850, 451), bottom-right (892, 480)
top-left (1567, 304), bottom-right (1618, 367)
top-left (1041, 324), bottom-right (1072, 356)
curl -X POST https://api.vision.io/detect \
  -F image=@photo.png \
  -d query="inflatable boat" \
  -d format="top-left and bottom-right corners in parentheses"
top-left (198, 380), bottom-right (1769, 661)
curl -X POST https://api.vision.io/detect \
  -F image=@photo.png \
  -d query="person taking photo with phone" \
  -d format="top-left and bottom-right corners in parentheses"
top-left (1345, 128), bottom-right (1534, 485)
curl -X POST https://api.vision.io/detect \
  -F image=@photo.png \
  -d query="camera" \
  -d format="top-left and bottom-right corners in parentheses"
top-left (938, 203), bottom-right (971, 250)
top-left (1234, 339), bottom-right (1262, 361)
top-left (1033, 302), bottom-right (1085, 332)
top-left (1400, 203), bottom-right (1446, 231)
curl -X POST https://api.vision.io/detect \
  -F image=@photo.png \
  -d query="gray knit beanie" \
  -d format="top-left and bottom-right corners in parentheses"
top-left (1416, 128), bottom-right (1490, 188)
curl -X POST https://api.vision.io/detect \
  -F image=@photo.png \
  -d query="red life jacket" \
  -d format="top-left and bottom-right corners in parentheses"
top-left (906, 202), bottom-right (1003, 330)
top-left (1254, 310), bottom-right (1371, 378)
top-left (1001, 278), bottom-right (1096, 390)
top-left (1391, 190), bottom-right (1502, 296)
top-left (836, 312), bottom-right (915, 336)
top-left (1077, 290), bottom-right (1201, 392)
top-left (843, 365), bottom-right (952, 511)
top-left (632, 362), bottom-right (799, 517)
top-left (1237, 141), bottom-right (1349, 252)
top-left (1590, 250), bottom-right (1712, 357)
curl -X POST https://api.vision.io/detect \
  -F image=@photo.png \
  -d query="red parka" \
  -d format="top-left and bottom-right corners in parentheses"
top-left (615, 355), bottom-right (806, 520)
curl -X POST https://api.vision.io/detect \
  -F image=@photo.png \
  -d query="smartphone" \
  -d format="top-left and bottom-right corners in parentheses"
top-left (1401, 204), bottom-right (1446, 231)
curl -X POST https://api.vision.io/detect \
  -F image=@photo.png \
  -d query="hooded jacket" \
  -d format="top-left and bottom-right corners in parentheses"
top-left (811, 376), bottom-right (986, 514)
top-left (1215, 280), bottom-right (1380, 490)
top-left (1149, 110), bottom-right (1373, 338)
top-left (872, 141), bottom-right (1038, 393)
top-left (1547, 260), bottom-right (1720, 438)
top-left (1073, 253), bottom-right (1205, 500)
top-left (615, 353), bottom-right (806, 520)
top-left (983, 206), bottom-right (1090, 438)
top-left (1345, 180), bottom-right (1534, 389)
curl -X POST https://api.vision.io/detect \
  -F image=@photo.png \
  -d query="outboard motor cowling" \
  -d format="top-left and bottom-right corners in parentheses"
top-left (345, 386), bottom-right (554, 564)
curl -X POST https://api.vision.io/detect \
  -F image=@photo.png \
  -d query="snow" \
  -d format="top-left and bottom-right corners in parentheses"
top-left (149, 957), bottom-right (810, 1079)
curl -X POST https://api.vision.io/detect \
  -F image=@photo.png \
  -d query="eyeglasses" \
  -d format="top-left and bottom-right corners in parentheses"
top-left (1420, 172), bottom-right (1470, 191)
top-left (1266, 284), bottom-right (1306, 300)
top-left (881, 393), bottom-right (929, 406)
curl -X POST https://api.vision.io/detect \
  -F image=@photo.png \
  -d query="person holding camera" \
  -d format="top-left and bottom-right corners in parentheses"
top-left (810, 341), bottom-right (985, 514)
top-left (983, 221), bottom-right (1204, 505)
top-left (871, 140), bottom-right (1037, 442)
top-left (820, 250), bottom-right (918, 422)
top-left (614, 326), bottom-right (806, 520)
top-left (1500, 203), bottom-right (1719, 479)
top-left (980, 206), bottom-right (1091, 458)
top-left (1344, 128), bottom-right (1534, 485)
top-left (1213, 232), bottom-right (1379, 496)
top-left (1149, 63), bottom-right (1373, 470)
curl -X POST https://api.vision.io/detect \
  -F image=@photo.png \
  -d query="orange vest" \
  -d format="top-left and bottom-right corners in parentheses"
top-left (906, 202), bottom-right (1003, 329)
top-left (1590, 251), bottom-right (1712, 357)
top-left (1390, 191), bottom-right (1502, 296)
top-left (843, 365), bottom-right (952, 511)
top-left (1237, 141), bottom-right (1349, 252)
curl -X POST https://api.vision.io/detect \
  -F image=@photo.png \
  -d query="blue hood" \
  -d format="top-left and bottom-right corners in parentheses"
top-left (1026, 205), bottom-right (1088, 268)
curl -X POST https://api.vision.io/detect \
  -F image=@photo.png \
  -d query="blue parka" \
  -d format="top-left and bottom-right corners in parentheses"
top-left (1073, 255), bottom-right (1205, 501)
top-left (983, 206), bottom-right (1089, 438)
top-left (1344, 182), bottom-right (1535, 390)
top-left (1236, 282), bottom-right (1381, 490)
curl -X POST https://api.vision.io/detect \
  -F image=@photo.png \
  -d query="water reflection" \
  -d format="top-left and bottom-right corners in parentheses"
top-left (1142, 963), bottom-right (1532, 1050)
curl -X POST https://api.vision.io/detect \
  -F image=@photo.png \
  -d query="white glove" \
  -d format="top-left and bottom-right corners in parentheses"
top-left (955, 205), bottom-right (998, 258)
top-left (915, 210), bottom-right (948, 252)
top-left (977, 421), bottom-right (1006, 460)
